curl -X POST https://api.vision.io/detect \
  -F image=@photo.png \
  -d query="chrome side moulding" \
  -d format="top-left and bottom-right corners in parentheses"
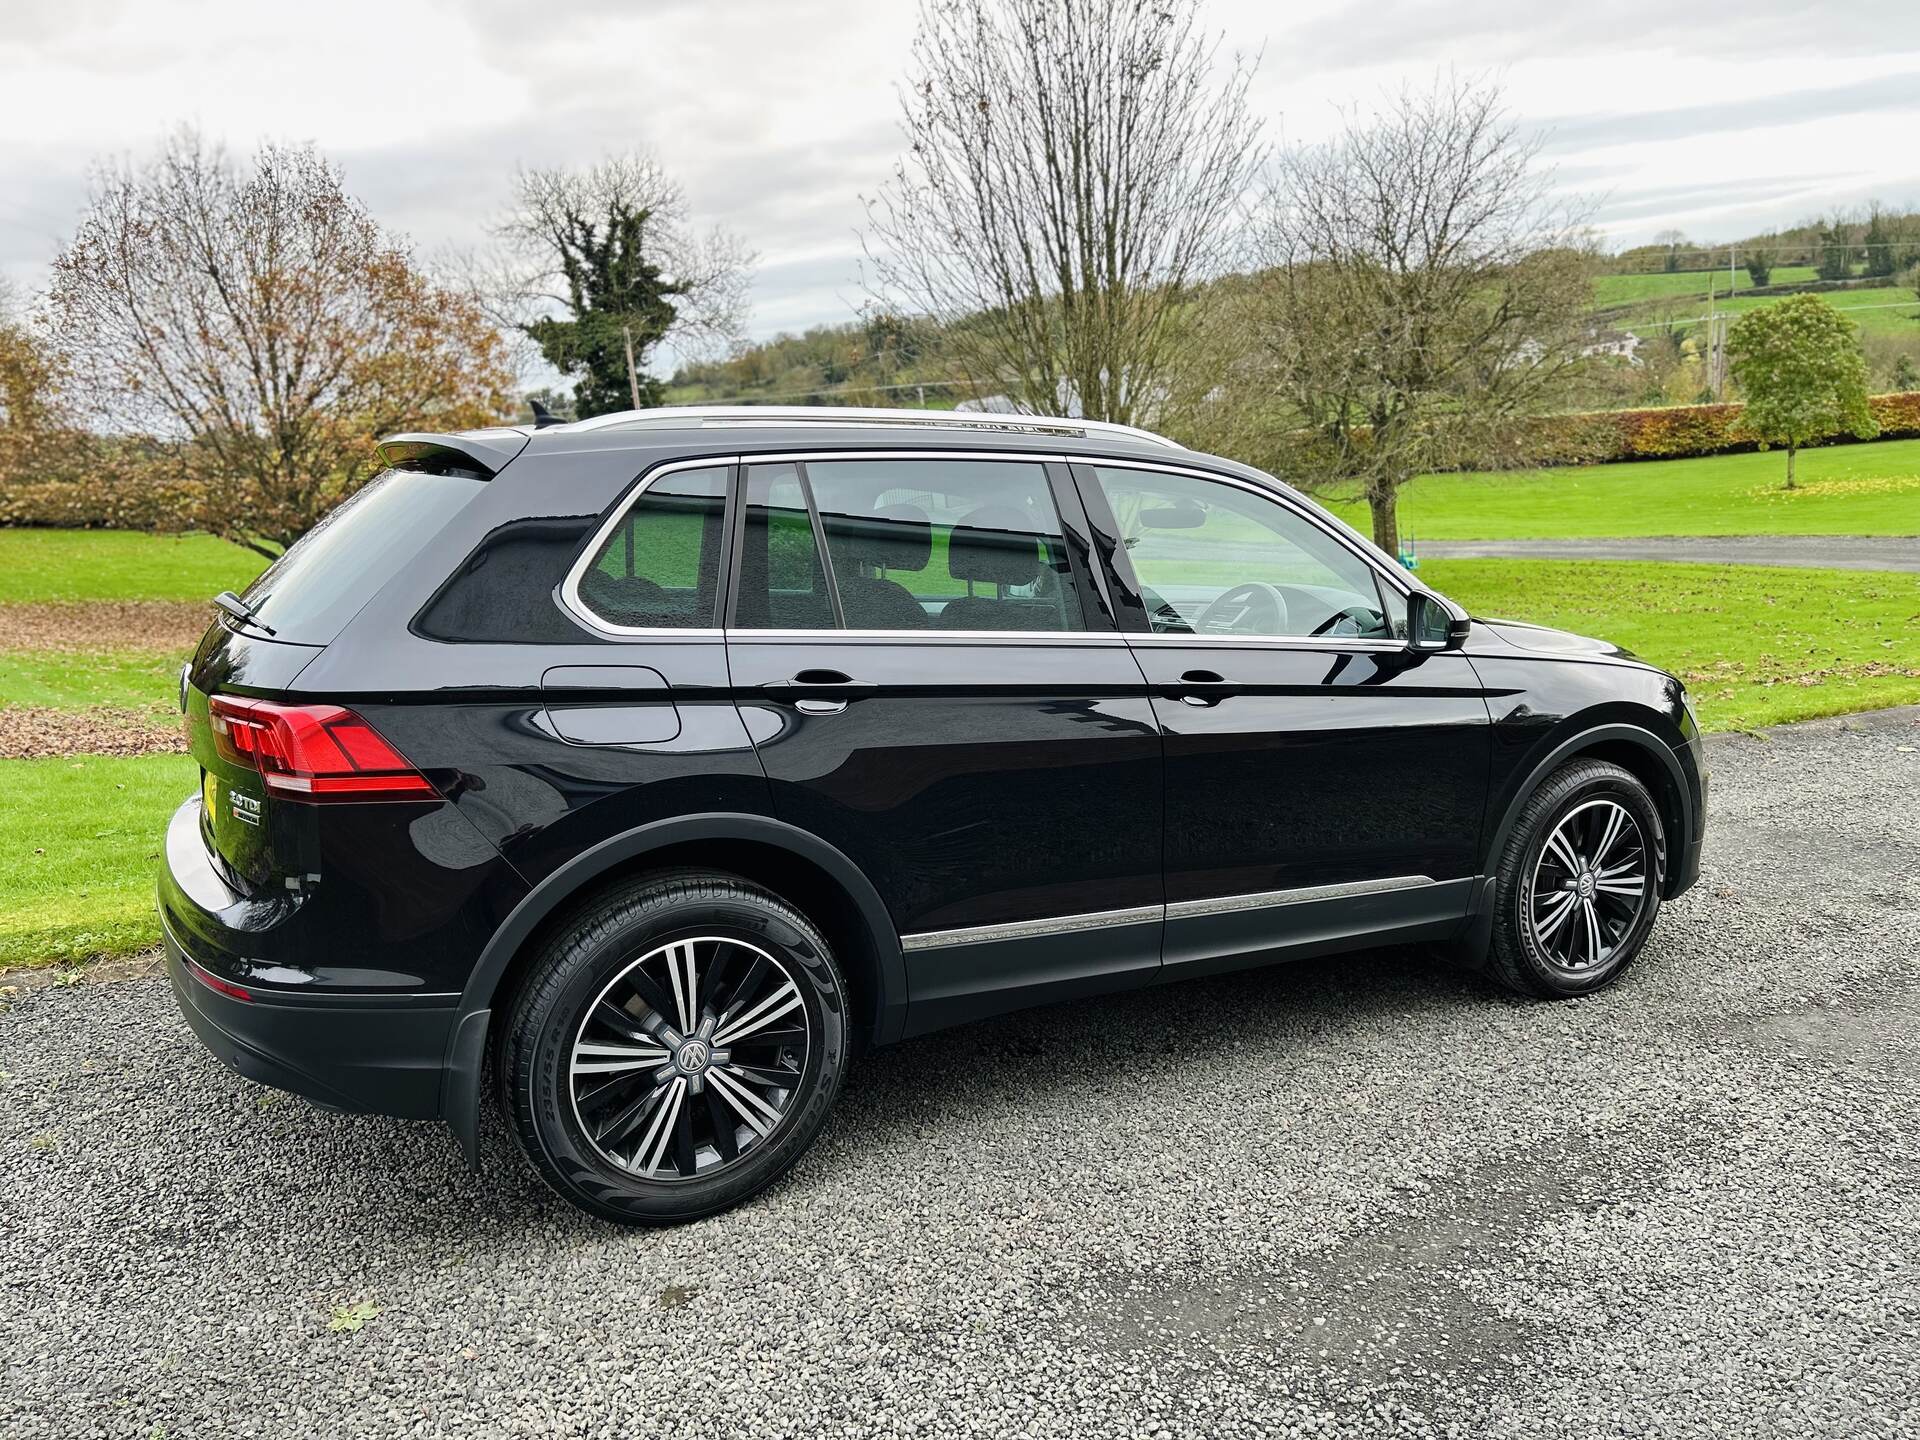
top-left (899, 875), bottom-right (1438, 951)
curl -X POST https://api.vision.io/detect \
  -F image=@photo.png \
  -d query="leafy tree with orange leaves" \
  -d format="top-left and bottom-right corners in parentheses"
top-left (47, 131), bottom-right (513, 556)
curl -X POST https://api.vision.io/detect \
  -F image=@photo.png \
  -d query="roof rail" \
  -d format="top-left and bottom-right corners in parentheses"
top-left (554, 404), bottom-right (1184, 450)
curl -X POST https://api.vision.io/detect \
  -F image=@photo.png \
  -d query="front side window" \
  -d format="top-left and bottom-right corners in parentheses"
top-left (802, 458), bottom-right (1088, 632)
top-left (1091, 467), bottom-right (1394, 640)
top-left (575, 465), bottom-right (728, 630)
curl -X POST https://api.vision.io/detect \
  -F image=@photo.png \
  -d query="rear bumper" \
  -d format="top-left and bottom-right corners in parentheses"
top-left (164, 919), bottom-right (456, 1119)
top-left (157, 788), bottom-right (479, 1122)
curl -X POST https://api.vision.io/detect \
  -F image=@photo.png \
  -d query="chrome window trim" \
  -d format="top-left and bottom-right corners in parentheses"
top-left (729, 630), bottom-right (1130, 646)
top-left (562, 447), bottom-right (1426, 644)
top-left (899, 874), bottom-right (1438, 950)
top-left (560, 456), bottom-right (738, 639)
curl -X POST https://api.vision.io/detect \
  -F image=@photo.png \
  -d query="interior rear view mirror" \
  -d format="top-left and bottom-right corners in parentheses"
top-left (1137, 498), bottom-right (1207, 529)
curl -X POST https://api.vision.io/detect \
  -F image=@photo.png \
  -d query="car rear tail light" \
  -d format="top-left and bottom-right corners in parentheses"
top-left (207, 696), bottom-right (436, 801)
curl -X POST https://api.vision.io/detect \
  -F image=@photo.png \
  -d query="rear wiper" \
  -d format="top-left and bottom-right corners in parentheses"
top-left (212, 590), bottom-right (277, 637)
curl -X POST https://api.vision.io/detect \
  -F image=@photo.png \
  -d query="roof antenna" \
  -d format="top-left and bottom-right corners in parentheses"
top-left (528, 397), bottom-right (564, 429)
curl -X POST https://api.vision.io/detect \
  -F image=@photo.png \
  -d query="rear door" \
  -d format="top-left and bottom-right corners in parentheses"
top-left (1073, 459), bottom-right (1493, 979)
top-left (723, 451), bottom-right (1164, 1034)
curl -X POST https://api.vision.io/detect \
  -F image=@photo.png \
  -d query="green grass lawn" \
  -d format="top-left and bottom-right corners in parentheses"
top-left (1327, 438), bottom-right (1920, 540)
top-left (1428, 558), bottom-right (1920, 730)
top-left (0, 649), bottom-right (186, 709)
top-left (1592, 265), bottom-right (1817, 307)
top-left (0, 753), bottom-right (195, 969)
top-left (0, 528), bottom-right (264, 604)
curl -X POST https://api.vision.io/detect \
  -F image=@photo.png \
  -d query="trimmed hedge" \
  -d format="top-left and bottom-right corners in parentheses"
top-left (1515, 390), bottom-right (1920, 468)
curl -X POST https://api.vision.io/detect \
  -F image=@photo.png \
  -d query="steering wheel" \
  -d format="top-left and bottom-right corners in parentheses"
top-left (1196, 582), bottom-right (1288, 636)
top-left (1307, 603), bottom-right (1386, 639)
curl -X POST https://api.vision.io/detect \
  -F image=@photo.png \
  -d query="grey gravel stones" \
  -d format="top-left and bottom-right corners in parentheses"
top-left (3, 707), bottom-right (1916, 1438)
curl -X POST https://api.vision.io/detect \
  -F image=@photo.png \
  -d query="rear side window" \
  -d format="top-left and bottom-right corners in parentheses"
top-left (733, 463), bottom-right (835, 630)
top-left (241, 470), bottom-right (485, 644)
top-left (413, 515), bottom-right (599, 644)
top-left (573, 465), bottom-right (728, 630)
top-left (736, 457), bottom-right (1089, 632)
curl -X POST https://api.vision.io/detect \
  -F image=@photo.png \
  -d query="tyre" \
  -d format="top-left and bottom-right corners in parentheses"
top-left (501, 869), bottom-right (850, 1224)
top-left (1485, 759), bottom-right (1665, 999)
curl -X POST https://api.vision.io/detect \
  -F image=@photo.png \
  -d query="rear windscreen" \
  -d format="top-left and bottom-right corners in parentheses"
top-left (240, 470), bottom-right (485, 644)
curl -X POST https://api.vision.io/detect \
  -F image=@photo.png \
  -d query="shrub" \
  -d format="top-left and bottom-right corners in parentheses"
top-left (1508, 389), bottom-right (1920, 469)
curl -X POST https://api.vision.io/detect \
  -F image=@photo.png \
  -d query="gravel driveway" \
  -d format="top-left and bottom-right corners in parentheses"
top-left (5, 709), bottom-right (1918, 1439)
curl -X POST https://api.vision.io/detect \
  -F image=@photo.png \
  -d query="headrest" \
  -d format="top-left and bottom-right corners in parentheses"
top-left (948, 506), bottom-right (1043, 587)
top-left (836, 503), bottom-right (931, 573)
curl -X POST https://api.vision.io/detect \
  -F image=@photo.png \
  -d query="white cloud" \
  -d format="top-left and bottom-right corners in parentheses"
top-left (2, 0), bottom-right (1916, 364)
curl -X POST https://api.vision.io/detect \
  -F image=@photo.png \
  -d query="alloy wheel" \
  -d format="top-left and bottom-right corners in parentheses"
top-left (568, 936), bottom-right (810, 1180)
top-left (1528, 798), bottom-right (1650, 975)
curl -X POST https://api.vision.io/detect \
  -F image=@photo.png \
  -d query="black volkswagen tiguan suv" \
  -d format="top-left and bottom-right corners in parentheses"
top-left (160, 406), bottom-right (1706, 1224)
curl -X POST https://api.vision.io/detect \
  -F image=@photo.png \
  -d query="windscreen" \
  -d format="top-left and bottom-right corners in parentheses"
top-left (239, 470), bottom-right (486, 644)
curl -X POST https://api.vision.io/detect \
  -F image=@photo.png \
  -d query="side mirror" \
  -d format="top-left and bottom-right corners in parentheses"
top-left (1407, 589), bottom-right (1471, 652)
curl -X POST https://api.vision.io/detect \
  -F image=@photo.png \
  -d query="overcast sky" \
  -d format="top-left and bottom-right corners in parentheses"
top-left (3, 0), bottom-right (1917, 373)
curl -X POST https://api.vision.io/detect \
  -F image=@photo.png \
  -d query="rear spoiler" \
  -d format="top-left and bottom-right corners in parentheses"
top-left (378, 427), bottom-right (531, 480)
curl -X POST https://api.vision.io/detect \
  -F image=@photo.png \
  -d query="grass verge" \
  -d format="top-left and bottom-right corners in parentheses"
top-left (1428, 558), bottom-right (1920, 730)
top-left (0, 528), bottom-right (264, 604)
top-left (0, 753), bottom-right (195, 969)
top-left (0, 649), bottom-right (188, 710)
top-left (1329, 438), bottom-right (1920, 540)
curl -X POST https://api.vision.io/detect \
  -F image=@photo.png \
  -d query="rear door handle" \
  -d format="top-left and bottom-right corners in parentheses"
top-left (761, 670), bottom-right (875, 715)
top-left (760, 669), bottom-right (878, 694)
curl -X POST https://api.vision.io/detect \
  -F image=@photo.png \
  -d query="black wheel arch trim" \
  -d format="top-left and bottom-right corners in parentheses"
top-left (1481, 721), bottom-right (1695, 897)
top-left (437, 812), bottom-right (906, 1167)
top-left (1448, 721), bottom-right (1694, 975)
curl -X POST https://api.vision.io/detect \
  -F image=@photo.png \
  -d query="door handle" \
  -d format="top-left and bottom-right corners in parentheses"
top-left (1174, 669), bottom-right (1233, 707)
top-left (760, 669), bottom-right (878, 693)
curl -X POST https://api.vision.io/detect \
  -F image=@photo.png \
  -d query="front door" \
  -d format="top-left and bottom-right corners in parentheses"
top-left (724, 453), bottom-right (1165, 1034)
top-left (1074, 460), bottom-right (1493, 979)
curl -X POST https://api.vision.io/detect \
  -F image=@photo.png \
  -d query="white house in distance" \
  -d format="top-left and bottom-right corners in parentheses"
top-left (1511, 325), bottom-right (1645, 368)
top-left (1581, 327), bottom-right (1644, 362)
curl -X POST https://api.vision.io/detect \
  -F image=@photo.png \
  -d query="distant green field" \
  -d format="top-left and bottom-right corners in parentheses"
top-left (0, 528), bottom-right (263, 604)
top-left (1426, 558), bottom-right (1920, 732)
top-left (0, 753), bottom-right (194, 969)
top-left (1592, 265), bottom-right (1817, 307)
top-left (1326, 438), bottom-right (1920, 540)
top-left (1707, 286), bottom-right (1920, 338)
top-left (1611, 285), bottom-right (1920, 343)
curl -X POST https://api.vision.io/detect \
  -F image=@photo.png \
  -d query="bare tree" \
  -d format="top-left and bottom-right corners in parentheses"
top-left (491, 152), bottom-right (753, 415)
top-left (1253, 77), bottom-right (1596, 554)
top-left (864, 0), bottom-right (1261, 425)
top-left (47, 130), bottom-right (513, 556)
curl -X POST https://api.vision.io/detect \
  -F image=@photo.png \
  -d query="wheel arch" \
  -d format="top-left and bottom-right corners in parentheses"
top-left (439, 813), bottom-right (905, 1166)
top-left (1482, 721), bottom-right (1693, 895)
